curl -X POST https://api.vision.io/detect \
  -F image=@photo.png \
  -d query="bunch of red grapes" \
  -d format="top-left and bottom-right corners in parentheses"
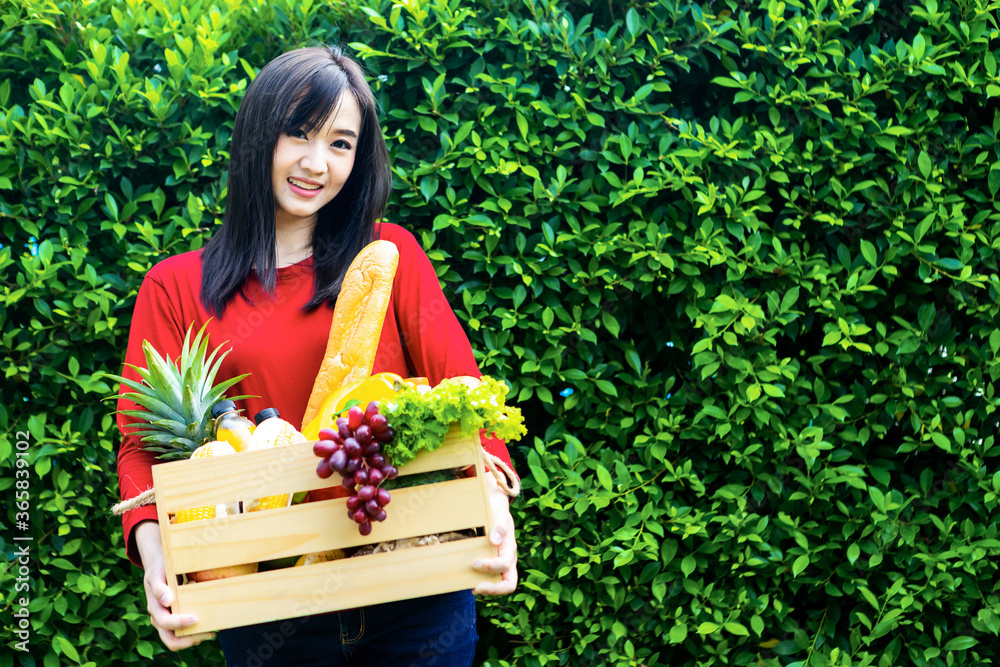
top-left (313, 402), bottom-right (399, 536)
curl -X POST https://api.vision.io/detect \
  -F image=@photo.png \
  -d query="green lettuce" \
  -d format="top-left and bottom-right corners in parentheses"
top-left (380, 376), bottom-right (526, 466)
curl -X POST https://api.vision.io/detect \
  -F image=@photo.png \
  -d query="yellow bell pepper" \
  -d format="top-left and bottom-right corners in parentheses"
top-left (301, 373), bottom-right (428, 440)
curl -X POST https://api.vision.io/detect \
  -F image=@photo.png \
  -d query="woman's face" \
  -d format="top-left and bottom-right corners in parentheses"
top-left (271, 92), bottom-right (363, 230)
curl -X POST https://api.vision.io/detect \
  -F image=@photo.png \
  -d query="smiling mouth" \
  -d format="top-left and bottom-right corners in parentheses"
top-left (288, 178), bottom-right (322, 190)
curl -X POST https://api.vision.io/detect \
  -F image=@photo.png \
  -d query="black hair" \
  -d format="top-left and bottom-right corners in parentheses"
top-left (200, 45), bottom-right (392, 316)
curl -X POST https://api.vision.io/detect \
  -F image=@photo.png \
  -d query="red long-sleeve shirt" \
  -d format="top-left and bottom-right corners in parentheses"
top-left (116, 223), bottom-right (516, 567)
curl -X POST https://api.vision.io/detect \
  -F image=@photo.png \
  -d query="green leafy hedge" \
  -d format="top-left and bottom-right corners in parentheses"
top-left (3, 0), bottom-right (1000, 665)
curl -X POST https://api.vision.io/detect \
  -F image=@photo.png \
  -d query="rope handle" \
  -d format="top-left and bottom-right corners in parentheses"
top-left (483, 450), bottom-right (521, 498)
top-left (111, 487), bottom-right (155, 516)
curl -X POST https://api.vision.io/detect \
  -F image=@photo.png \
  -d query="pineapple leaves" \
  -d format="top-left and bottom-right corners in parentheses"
top-left (142, 340), bottom-right (185, 414)
top-left (103, 321), bottom-right (255, 458)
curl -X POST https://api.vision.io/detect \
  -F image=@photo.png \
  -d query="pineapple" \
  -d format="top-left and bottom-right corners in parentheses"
top-left (112, 322), bottom-right (250, 460)
top-left (245, 417), bottom-right (306, 512)
top-left (107, 322), bottom-right (255, 581)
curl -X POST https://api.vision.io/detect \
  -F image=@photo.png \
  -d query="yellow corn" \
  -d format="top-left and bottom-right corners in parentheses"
top-left (175, 441), bottom-right (236, 524)
top-left (246, 419), bottom-right (305, 512)
top-left (175, 441), bottom-right (258, 582)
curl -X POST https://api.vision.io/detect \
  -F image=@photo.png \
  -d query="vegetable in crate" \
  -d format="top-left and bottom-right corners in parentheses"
top-left (380, 375), bottom-right (527, 467)
top-left (179, 441), bottom-right (258, 582)
top-left (311, 375), bottom-right (526, 536)
top-left (245, 408), bottom-right (306, 512)
top-left (302, 372), bottom-right (427, 440)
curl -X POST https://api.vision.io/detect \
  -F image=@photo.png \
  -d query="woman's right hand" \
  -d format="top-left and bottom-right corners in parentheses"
top-left (134, 521), bottom-right (216, 651)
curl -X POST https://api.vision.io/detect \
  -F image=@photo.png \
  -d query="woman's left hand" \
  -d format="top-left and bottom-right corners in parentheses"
top-left (472, 471), bottom-right (518, 596)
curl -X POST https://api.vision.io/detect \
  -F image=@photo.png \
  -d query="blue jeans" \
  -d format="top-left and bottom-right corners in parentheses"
top-left (219, 591), bottom-right (478, 667)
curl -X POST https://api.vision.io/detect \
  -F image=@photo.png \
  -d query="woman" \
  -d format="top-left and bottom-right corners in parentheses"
top-left (116, 46), bottom-right (518, 665)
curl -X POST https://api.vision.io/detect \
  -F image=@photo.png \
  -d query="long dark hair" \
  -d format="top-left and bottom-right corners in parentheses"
top-left (200, 45), bottom-right (392, 316)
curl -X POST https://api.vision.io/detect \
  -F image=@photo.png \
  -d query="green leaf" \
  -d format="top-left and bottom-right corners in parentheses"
top-left (792, 554), bottom-right (809, 577)
top-left (696, 622), bottom-right (719, 634)
top-left (652, 579), bottom-right (667, 602)
top-left (917, 151), bottom-right (932, 178)
top-left (419, 176), bottom-right (438, 202)
top-left (625, 349), bottom-right (642, 375)
top-left (869, 487), bottom-right (886, 512)
top-left (601, 311), bottom-right (620, 338)
top-left (55, 636), bottom-right (80, 663)
top-left (848, 543), bottom-right (861, 566)
top-left (725, 622), bottom-right (750, 636)
top-left (943, 636), bottom-right (978, 651)
top-left (136, 640), bottom-right (155, 659)
top-left (860, 240), bottom-right (877, 267)
top-left (596, 464), bottom-right (613, 491)
top-left (989, 162), bottom-right (1000, 197)
top-left (711, 76), bottom-right (744, 88)
top-left (594, 379), bottom-right (618, 397)
top-left (859, 585), bottom-right (880, 610)
top-left (516, 111), bottom-right (528, 141)
top-left (527, 449), bottom-right (550, 487)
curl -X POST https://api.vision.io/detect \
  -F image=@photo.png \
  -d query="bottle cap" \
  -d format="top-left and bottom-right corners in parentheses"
top-left (254, 408), bottom-right (280, 425)
top-left (211, 400), bottom-right (237, 419)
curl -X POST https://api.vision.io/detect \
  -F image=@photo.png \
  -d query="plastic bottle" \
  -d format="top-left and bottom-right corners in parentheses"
top-left (211, 400), bottom-right (255, 453)
top-left (248, 407), bottom-right (297, 451)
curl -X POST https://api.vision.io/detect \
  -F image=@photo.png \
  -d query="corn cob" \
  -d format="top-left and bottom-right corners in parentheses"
top-left (174, 441), bottom-right (259, 582)
top-left (246, 418), bottom-right (306, 512)
top-left (175, 441), bottom-right (236, 523)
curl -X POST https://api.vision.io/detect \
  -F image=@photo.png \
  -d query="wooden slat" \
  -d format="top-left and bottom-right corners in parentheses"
top-left (176, 537), bottom-right (499, 636)
top-left (167, 477), bottom-right (489, 572)
top-left (155, 484), bottom-right (185, 621)
top-left (388, 427), bottom-right (485, 476)
top-left (152, 430), bottom-right (479, 512)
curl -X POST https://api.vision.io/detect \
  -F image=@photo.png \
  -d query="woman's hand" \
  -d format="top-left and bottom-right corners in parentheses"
top-left (472, 472), bottom-right (518, 596)
top-left (134, 521), bottom-right (216, 651)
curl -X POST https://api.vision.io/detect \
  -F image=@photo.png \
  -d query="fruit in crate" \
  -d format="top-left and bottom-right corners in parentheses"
top-left (313, 403), bottom-right (399, 536)
top-left (105, 322), bottom-right (255, 582)
top-left (108, 322), bottom-right (251, 459)
top-left (294, 549), bottom-right (346, 567)
top-left (245, 408), bottom-right (306, 513)
top-left (301, 372), bottom-right (427, 440)
top-left (177, 441), bottom-right (259, 582)
top-left (310, 376), bottom-right (527, 537)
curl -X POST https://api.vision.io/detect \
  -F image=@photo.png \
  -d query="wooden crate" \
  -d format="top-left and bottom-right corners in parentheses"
top-left (151, 426), bottom-right (501, 636)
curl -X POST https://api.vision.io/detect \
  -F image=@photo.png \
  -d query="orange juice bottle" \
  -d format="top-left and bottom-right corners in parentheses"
top-left (211, 400), bottom-right (255, 452)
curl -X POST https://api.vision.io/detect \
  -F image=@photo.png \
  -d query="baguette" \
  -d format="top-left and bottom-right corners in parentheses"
top-left (301, 240), bottom-right (400, 428)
